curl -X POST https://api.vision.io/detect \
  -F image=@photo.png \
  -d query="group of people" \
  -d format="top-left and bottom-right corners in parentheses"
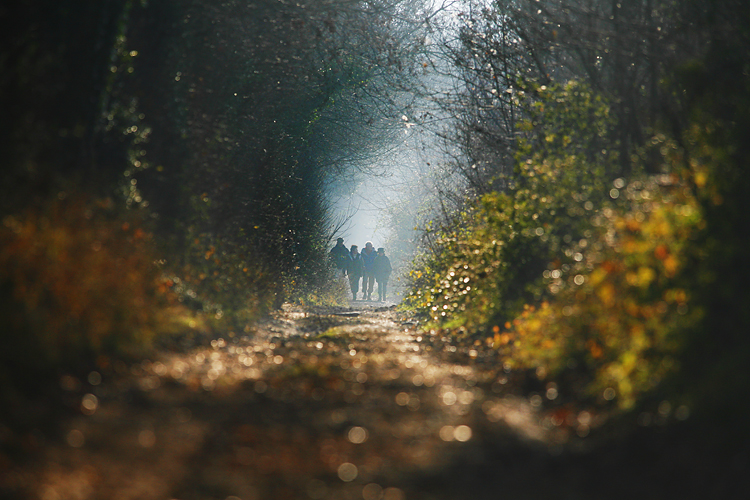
top-left (330, 238), bottom-right (392, 301)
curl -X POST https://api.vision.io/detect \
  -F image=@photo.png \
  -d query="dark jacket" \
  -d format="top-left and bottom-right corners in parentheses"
top-left (330, 243), bottom-right (349, 270)
top-left (348, 252), bottom-right (364, 278)
top-left (373, 254), bottom-right (392, 281)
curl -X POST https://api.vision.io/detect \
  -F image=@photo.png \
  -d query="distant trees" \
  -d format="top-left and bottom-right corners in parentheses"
top-left (406, 0), bottom-right (723, 312)
top-left (122, 0), bottom-right (436, 298)
top-left (1, 0), bottom-right (436, 306)
top-left (421, 0), bottom-right (708, 215)
top-left (0, 0), bottom-right (439, 390)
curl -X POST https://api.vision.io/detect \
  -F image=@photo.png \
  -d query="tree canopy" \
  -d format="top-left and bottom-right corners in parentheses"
top-left (0, 0), bottom-right (434, 380)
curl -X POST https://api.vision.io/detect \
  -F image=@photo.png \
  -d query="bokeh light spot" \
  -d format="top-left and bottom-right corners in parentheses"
top-left (383, 487), bottom-right (405, 500)
top-left (87, 371), bottom-right (102, 385)
top-left (395, 392), bottom-right (410, 406)
top-left (458, 390), bottom-right (474, 405)
top-left (81, 393), bottom-right (98, 415)
top-left (138, 429), bottom-right (156, 448)
top-left (337, 462), bottom-right (358, 482)
top-left (362, 483), bottom-right (383, 500)
top-left (66, 429), bottom-right (85, 448)
top-left (442, 391), bottom-right (457, 406)
top-left (675, 405), bottom-right (690, 421)
top-left (658, 400), bottom-right (672, 416)
top-left (439, 425), bottom-right (455, 441)
top-left (348, 426), bottom-right (368, 444)
top-left (577, 411), bottom-right (591, 425)
top-left (454, 425), bottom-right (472, 442)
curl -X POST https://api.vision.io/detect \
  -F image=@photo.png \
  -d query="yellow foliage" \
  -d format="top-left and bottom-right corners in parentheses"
top-left (636, 266), bottom-right (656, 287)
top-left (663, 255), bottom-right (679, 276)
top-left (497, 173), bottom-right (703, 408)
top-left (596, 283), bottom-right (616, 307)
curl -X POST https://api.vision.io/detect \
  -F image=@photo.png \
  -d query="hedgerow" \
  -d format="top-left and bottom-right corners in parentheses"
top-left (403, 82), bottom-right (710, 410)
top-left (404, 81), bottom-right (621, 332)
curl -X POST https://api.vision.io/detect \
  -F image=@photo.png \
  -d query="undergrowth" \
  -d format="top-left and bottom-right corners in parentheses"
top-left (403, 79), bottom-right (744, 419)
top-left (0, 192), bottom-right (279, 397)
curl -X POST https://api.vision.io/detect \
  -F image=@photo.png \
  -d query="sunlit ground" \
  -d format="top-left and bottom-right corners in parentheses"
top-left (2, 303), bottom-right (724, 500)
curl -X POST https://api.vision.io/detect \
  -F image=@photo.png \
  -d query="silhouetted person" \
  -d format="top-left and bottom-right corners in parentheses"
top-left (330, 237), bottom-right (349, 278)
top-left (348, 245), bottom-right (364, 300)
top-left (373, 247), bottom-right (392, 301)
top-left (361, 241), bottom-right (376, 300)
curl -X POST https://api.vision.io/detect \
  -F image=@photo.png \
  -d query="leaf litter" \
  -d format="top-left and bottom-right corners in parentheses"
top-left (2, 303), bottom-right (618, 500)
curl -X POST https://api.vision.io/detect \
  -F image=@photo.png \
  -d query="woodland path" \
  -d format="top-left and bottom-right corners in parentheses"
top-left (1, 303), bottom-right (714, 500)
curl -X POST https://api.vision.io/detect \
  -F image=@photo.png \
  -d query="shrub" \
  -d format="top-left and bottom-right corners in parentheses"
top-left (502, 171), bottom-right (703, 408)
top-left (402, 83), bottom-right (708, 411)
top-left (0, 194), bottom-right (170, 382)
top-left (403, 81), bottom-right (620, 332)
top-left (173, 228), bottom-right (281, 328)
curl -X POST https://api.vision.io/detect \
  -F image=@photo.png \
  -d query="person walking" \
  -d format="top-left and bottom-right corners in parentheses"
top-left (329, 237), bottom-right (349, 278)
top-left (360, 241), bottom-right (376, 300)
top-left (347, 245), bottom-right (364, 300)
top-left (373, 247), bottom-right (393, 302)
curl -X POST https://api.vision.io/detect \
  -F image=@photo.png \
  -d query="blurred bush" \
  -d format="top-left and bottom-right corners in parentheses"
top-left (403, 81), bottom-right (620, 331)
top-left (501, 169), bottom-right (703, 409)
top-left (170, 227), bottom-right (282, 329)
top-left (403, 75), bottom-right (747, 416)
top-left (0, 194), bottom-right (174, 384)
top-left (290, 274), bottom-right (350, 308)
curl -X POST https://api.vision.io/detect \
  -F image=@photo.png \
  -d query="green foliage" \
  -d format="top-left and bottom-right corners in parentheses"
top-left (404, 81), bottom-right (620, 331)
top-left (405, 0), bottom-right (750, 421)
top-left (502, 170), bottom-right (703, 408)
top-left (289, 277), bottom-right (350, 308)
top-left (402, 72), bottom-right (743, 413)
top-left (171, 229), bottom-right (281, 328)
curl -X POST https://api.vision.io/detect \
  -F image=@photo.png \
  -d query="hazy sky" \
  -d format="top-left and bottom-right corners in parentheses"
top-left (331, 124), bottom-right (433, 248)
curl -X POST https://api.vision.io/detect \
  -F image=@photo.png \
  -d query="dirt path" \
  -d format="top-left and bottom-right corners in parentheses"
top-left (1, 303), bottom-right (705, 500)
